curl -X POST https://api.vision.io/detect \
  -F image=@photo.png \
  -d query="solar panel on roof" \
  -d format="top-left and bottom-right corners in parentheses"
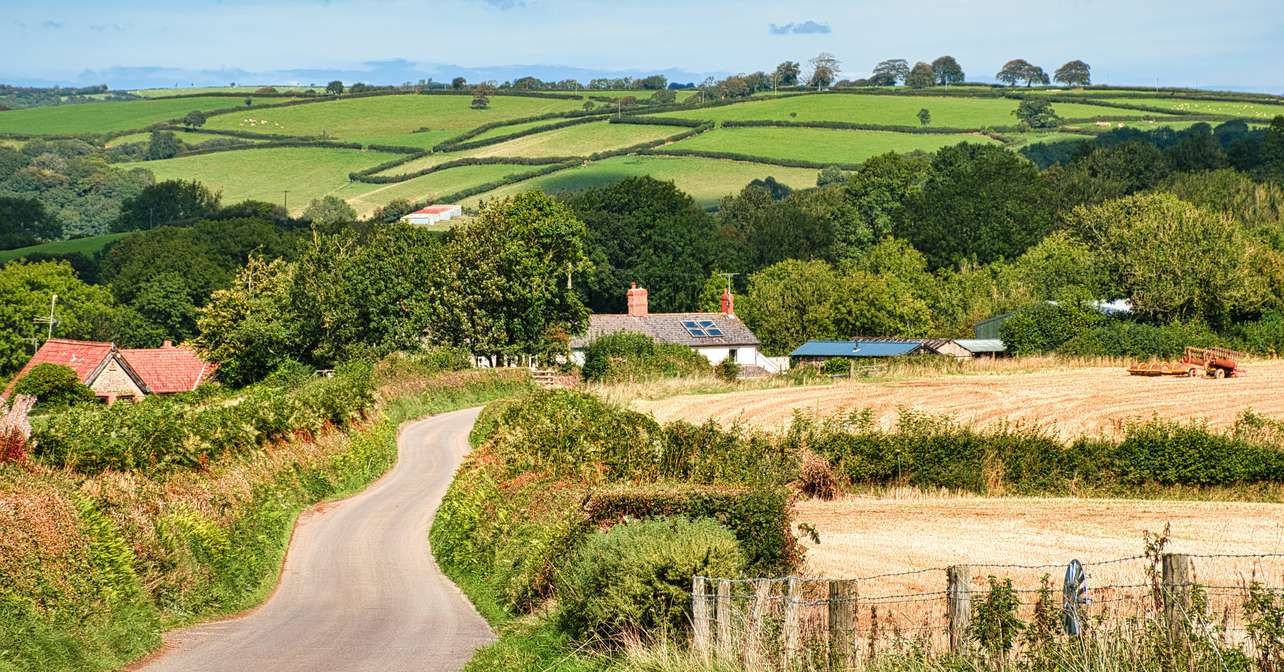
top-left (682, 319), bottom-right (714, 337)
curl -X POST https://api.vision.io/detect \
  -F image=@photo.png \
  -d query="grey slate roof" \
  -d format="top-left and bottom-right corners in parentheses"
top-left (571, 313), bottom-right (760, 349)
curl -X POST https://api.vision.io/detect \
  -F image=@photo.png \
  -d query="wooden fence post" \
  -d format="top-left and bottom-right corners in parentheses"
top-left (947, 565), bottom-right (971, 654)
top-left (745, 579), bottom-right (771, 670)
top-left (783, 577), bottom-right (801, 663)
top-left (828, 579), bottom-right (857, 670)
top-left (717, 579), bottom-right (733, 660)
top-left (1162, 553), bottom-right (1193, 642)
top-left (692, 576), bottom-right (711, 659)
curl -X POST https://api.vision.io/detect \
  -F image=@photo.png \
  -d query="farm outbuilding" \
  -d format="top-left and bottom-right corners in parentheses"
top-left (401, 204), bottom-right (462, 226)
top-left (789, 340), bottom-right (928, 366)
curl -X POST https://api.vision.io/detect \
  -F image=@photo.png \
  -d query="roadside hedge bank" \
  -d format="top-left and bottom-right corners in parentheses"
top-left (1, 355), bottom-right (534, 672)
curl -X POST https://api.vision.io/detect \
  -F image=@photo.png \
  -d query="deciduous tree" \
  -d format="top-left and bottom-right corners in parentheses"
top-left (872, 59), bottom-right (910, 85)
top-left (0, 196), bottom-right (60, 250)
top-left (931, 56), bottom-right (965, 85)
top-left (896, 143), bottom-right (1053, 269)
top-left (807, 53), bottom-right (841, 89)
top-left (1013, 98), bottom-right (1063, 129)
top-left (326, 80), bottom-right (345, 95)
top-left (113, 179), bottom-right (220, 232)
top-left (1053, 60), bottom-right (1092, 86)
top-left (905, 62), bottom-right (935, 89)
top-left (773, 61), bottom-right (800, 87)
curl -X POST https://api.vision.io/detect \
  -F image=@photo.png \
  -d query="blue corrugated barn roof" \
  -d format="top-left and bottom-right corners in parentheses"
top-left (789, 340), bottom-right (924, 358)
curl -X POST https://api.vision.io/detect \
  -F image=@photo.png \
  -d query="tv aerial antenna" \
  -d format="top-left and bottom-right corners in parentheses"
top-left (33, 293), bottom-right (59, 341)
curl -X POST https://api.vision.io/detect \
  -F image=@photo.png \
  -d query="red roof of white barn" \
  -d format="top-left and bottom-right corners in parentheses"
top-left (1, 339), bottom-right (115, 398)
top-left (120, 342), bottom-right (216, 394)
top-left (412, 205), bottom-right (459, 215)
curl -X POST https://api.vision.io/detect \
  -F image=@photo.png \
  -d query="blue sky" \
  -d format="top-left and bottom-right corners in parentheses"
top-left (3, 0), bottom-right (1282, 91)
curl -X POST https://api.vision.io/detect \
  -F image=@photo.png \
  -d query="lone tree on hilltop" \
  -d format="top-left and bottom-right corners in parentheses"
top-left (931, 55), bottom-right (965, 85)
top-left (918, 108), bottom-right (932, 126)
top-left (181, 110), bottom-right (207, 128)
top-left (872, 59), bottom-right (910, 86)
top-left (1013, 98), bottom-right (1062, 129)
top-left (774, 61), bottom-right (800, 87)
top-left (997, 59), bottom-right (1049, 87)
top-left (1054, 60), bottom-right (1093, 86)
top-left (906, 62), bottom-right (936, 89)
top-left (325, 80), bottom-right (344, 95)
top-left (808, 53), bottom-right (840, 89)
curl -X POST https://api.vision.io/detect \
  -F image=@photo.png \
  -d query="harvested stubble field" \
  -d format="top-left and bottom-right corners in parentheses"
top-left (636, 359), bottom-right (1284, 440)
top-left (716, 495), bottom-right (1284, 655)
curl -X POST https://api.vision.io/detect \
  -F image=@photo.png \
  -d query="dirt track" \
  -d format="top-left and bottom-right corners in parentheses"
top-left (636, 360), bottom-right (1284, 440)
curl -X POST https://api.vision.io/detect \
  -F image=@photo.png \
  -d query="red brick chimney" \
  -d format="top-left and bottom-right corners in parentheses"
top-left (721, 288), bottom-right (735, 316)
top-left (626, 282), bottom-right (649, 317)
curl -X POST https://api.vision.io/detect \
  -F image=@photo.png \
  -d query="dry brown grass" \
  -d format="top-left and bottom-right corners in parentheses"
top-left (636, 359), bottom-right (1284, 440)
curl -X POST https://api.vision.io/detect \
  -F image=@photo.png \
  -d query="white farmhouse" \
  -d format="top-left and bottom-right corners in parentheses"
top-left (570, 283), bottom-right (779, 374)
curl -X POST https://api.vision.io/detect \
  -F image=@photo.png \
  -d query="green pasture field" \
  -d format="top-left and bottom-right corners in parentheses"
top-left (0, 96), bottom-right (294, 136)
top-left (657, 126), bottom-right (997, 164)
top-left (1007, 132), bottom-right (1095, 149)
top-left (462, 154), bottom-right (820, 209)
top-left (581, 89), bottom-right (699, 101)
top-left (119, 146), bottom-right (401, 214)
top-left (467, 117), bottom-right (600, 143)
top-left (1097, 97), bottom-right (1284, 119)
top-left (130, 85), bottom-right (320, 98)
top-left (467, 121), bottom-right (681, 158)
top-left (654, 94), bottom-right (1171, 127)
top-left (340, 162), bottom-right (543, 217)
top-left (202, 93), bottom-right (585, 148)
top-left (104, 130), bottom-right (267, 148)
top-left (0, 232), bottom-right (130, 264)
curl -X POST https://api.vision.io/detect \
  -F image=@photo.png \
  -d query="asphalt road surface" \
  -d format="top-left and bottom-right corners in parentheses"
top-left (136, 407), bottom-right (495, 672)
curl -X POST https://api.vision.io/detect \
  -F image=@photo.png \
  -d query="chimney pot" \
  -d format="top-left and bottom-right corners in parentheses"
top-left (163, 340), bottom-right (173, 348)
top-left (721, 289), bottom-right (735, 316)
top-left (626, 283), bottom-right (649, 318)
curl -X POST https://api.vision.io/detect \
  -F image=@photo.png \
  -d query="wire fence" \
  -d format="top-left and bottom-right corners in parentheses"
top-left (690, 552), bottom-right (1284, 667)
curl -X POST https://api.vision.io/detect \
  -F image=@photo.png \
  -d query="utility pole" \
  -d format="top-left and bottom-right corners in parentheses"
top-left (33, 293), bottom-right (59, 341)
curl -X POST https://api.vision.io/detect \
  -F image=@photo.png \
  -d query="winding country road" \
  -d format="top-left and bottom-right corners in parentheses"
top-left (136, 408), bottom-right (495, 672)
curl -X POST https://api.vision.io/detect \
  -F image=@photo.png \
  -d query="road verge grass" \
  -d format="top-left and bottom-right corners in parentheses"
top-left (0, 355), bottom-right (533, 672)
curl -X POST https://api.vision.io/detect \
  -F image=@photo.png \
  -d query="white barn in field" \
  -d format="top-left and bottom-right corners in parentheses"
top-left (401, 204), bottom-right (462, 226)
top-left (570, 284), bottom-right (783, 374)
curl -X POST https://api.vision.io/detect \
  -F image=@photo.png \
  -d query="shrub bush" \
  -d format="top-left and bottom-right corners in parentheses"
top-left (581, 332), bottom-right (710, 383)
top-left (1057, 319), bottom-right (1220, 359)
top-left (714, 356), bottom-right (741, 382)
top-left (555, 516), bottom-right (743, 643)
top-left (12, 363), bottom-right (97, 409)
top-left (999, 302), bottom-right (1103, 355)
top-left (821, 358), bottom-right (850, 375)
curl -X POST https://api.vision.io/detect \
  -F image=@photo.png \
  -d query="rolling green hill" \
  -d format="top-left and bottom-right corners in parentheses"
top-left (7, 85), bottom-right (1274, 227)
top-left (0, 233), bottom-right (129, 264)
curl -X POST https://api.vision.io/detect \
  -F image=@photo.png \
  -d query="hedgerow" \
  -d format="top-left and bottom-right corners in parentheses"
top-left (351, 155), bottom-right (571, 185)
top-left (581, 332), bottom-right (710, 383)
top-left (790, 408), bottom-right (1284, 494)
top-left (32, 361), bottom-right (376, 473)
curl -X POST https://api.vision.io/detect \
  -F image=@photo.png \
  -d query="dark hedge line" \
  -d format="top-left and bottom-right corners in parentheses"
top-left (351, 155), bottom-right (572, 184)
top-left (608, 116), bottom-right (706, 128)
top-left (129, 92), bottom-right (314, 101)
top-left (644, 147), bottom-right (858, 170)
top-left (1016, 95), bottom-right (1202, 117)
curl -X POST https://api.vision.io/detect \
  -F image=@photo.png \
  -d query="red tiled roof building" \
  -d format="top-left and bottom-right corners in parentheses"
top-left (2, 339), bottom-right (215, 403)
